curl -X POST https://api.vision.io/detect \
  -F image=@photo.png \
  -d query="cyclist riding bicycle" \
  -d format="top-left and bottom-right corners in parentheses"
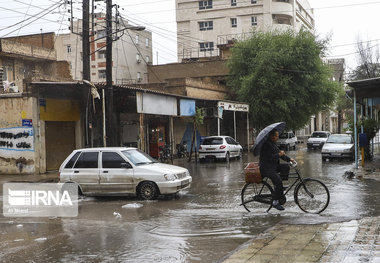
top-left (259, 128), bottom-right (294, 211)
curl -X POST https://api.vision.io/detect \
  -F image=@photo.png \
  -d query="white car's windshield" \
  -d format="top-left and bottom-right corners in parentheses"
top-left (122, 149), bottom-right (157, 165)
top-left (311, 132), bottom-right (328, 138)
top-left (326, 136), bottom-right (352, 144)
top-left (279, 133), bottom-right (289, 139)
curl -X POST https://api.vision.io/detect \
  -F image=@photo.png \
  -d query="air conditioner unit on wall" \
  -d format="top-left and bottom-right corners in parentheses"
top-left (206, 107), bottom-right (218, 117)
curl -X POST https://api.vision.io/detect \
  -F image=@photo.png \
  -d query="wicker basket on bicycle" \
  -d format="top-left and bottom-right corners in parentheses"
top-left (244, 162), bottom-right (262, 183)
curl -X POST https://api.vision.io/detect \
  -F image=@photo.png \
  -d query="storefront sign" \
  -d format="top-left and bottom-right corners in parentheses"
top-left (22, 119), bottom-right (33, 127)
top-left (217, 101), bottom-right (249, 112)
top-left (180, 99), bottom-right (195, 116)
top-left (136, 92), bottom-right (177, 116)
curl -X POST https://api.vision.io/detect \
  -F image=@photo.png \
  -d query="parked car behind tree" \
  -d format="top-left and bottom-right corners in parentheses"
top-left (276, 132), bottom-right (297, 151)
top-left (307, 131), bottom-right (331, 150)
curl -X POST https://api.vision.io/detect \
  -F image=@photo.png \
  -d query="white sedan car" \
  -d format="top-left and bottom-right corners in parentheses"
top-left (59, 147), bottom-right (192, 200)
top-left (321, 134), bottom-right (354, 161)
top-left (199, 136), bottom-right (243, 162)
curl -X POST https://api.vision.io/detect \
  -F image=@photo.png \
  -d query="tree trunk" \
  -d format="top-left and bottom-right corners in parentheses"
top-left (188, 126), bottom-right (195, 162)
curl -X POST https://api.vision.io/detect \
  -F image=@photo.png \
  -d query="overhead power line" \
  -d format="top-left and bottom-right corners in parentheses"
top-left (0, 1), bottom-right (65, 34)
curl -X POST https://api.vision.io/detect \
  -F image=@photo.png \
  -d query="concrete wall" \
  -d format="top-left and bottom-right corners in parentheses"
top-left (1, 57), bottom-right (72, 93)
top-left (0, 39), bottom-right (56, 61)
top-left (0, 96), bottom-right (38, 174)
top-left (5, 32), bottom-right (56, 50)
top-left (148, 60), bottom-right (229, 83)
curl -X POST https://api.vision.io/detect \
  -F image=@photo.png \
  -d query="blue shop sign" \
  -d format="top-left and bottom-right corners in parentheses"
top-left (22, 119), bottom-right (33, 127)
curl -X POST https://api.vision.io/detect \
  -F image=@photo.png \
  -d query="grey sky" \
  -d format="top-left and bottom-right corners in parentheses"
top-left (1, 0), bottom-right (380, 73)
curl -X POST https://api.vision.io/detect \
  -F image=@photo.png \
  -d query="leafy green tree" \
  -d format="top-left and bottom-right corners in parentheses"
top-left (227, 30), bottom-right (340, 130)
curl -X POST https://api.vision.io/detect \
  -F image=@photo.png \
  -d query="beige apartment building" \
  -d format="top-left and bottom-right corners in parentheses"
top-left (56, 14), bottom-right (153, 84)
top-left (176, 0), bottom-right (314, 60)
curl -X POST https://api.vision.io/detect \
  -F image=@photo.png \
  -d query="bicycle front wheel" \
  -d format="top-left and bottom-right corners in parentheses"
top-left (295, 179), bottom-right (330, 214)
top-left (241, 182), bottom-right (273, 212)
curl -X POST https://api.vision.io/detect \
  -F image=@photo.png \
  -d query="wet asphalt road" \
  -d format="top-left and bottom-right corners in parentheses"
top-left (1, 145), bottom-right (380, 262)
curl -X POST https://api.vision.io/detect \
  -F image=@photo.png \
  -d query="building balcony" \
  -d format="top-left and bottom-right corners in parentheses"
top-left (271, 1), bottom-right (293, 18)
top-left (0, 39), bottom-right (56, 61)
top-left (271, 23), bottom-right (293, 32)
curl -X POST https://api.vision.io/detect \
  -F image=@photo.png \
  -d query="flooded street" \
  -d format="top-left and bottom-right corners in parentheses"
top-left (1, 145), bottom-right (380, 262)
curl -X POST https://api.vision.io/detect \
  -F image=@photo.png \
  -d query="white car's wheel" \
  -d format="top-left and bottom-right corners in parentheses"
top-left (138, 182), bottom-right (159, 200)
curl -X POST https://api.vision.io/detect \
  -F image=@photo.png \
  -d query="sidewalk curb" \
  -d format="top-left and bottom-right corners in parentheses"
top-left (221, 216), bottom-right (380, 263)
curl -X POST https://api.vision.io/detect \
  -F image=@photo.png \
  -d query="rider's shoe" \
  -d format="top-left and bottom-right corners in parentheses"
top-left (273, 203), bottom-right (285, 211)
top-left (272, 200), bottom-right (285, 211)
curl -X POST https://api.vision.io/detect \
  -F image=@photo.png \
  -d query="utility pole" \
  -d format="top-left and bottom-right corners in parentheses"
top-left (82, 0), bottom-right (90, 81)
top-left (82, 0), bottom-right (91, 147)
top-left (106, 0), bottom-right (114, 146)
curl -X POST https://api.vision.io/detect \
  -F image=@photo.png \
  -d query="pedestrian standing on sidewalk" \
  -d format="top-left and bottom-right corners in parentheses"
top-left (259, 129), bottom-right (294, 211)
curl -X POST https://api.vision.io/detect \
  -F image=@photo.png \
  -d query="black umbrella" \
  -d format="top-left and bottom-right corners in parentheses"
top-left (252, 122), bottom-right (286, 156)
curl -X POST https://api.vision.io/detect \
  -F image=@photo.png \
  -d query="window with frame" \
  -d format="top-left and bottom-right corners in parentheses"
top-left (135, 34), bottom-right (139, 44)
top-left (199, 42), bottom-right (214, 51)
top-left (251, 0), bottom-right (257, 3)
top-left (136, 53), bottom-right (141, 62)
top-left (137, 72), bottom-right (141, 82)
top-left (102, 152), bottom-right (128, 169)
top-left (231, 0), bottom-right (236, 6)
top-left (228, 137), bottom-right (238, 145)
top-left (74, 152), bottom-right (98, 169)
top-left (146, 56), bottom-right (150, 63)
top-left (97, 30), bottom-right (107, 38)
top-left (251, 16), bottom-right (258, 26)
top-left (66, 45), bottom-right (72, 53)
top-left (98, 50), bottom-right (106, 59)
top-left (199, 21), bottom-right (213, 31)
top-left (145, 38), bottom-right (149, 47)
top-left (98, 70), bottom-right (106, 79)
top-left (199, 0), bottom-right (212, 10)
top-left (231, 18), bottom-right (237, 27)
top-left (225, 137), bottom-right (233, 145)
top-left (64, 152), bottom-right (81, 168)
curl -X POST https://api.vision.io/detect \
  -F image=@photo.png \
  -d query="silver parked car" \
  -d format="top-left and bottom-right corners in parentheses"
top-left (277, 131), bottom-right (297, 150)
top-left (59, 147), bottom-right (192, 200)
top-left (199, 136), bottom-right (243, 162)
top-left (307, 131), bottom-right (330, 149)
top-left (321, 134), bottom-right (354, 161)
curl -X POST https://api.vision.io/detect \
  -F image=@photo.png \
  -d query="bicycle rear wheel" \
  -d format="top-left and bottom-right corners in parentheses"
top-left (295, 179), bottom-right (330, 214)
top-left (241, 182), bottom-right (273, 212)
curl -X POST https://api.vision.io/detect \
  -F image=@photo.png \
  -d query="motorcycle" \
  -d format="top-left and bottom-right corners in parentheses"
top-left (159, 144), bottom-right (173, 164)
top-left (176, 142), bottom-right (189, 158)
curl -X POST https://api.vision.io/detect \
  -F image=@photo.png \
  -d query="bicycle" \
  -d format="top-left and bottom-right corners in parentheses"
top-left (240, 161), bottom-right (330, 214)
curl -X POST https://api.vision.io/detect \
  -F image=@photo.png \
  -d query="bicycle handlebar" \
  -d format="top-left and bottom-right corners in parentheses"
top-left (289, 160), bottom-right (297, 168)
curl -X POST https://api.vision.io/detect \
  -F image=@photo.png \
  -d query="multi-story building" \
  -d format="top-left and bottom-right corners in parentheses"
top-left (176, 0), bottom-right (315, 61)
top-left (56, 13), bottom-right (153, 84)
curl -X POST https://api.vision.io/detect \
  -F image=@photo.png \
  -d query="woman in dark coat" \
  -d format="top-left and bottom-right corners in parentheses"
top-left (259, 129), bottom-right (294, 210)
